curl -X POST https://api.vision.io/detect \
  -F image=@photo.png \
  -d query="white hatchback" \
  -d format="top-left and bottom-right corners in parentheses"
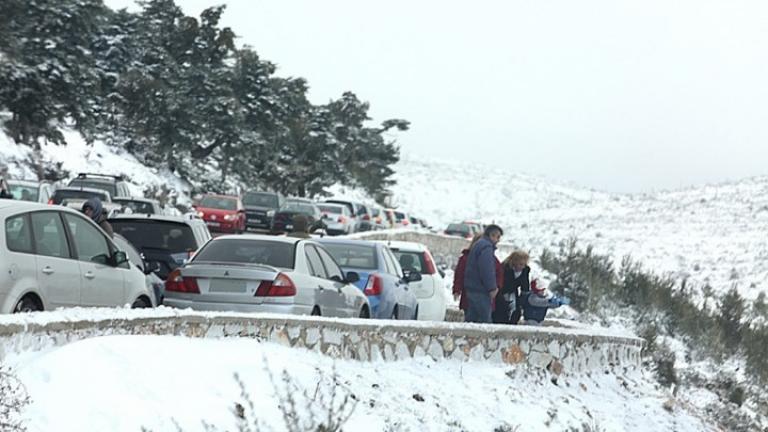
top-left (378, 240), bottom-right (447, 321)
top-left (0, 200), bottom-right (154, 313)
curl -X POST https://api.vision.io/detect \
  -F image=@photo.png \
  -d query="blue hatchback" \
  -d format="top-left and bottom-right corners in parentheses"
top-left (318, 238), bottom-right (420, 319)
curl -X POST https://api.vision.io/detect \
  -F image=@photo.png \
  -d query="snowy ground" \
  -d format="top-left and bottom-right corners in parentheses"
top-left (5, 334), bottom-right (712, 432)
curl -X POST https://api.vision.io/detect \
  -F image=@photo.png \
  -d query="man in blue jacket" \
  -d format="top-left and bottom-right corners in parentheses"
top-left (463, 224), bottom-right (503, 323)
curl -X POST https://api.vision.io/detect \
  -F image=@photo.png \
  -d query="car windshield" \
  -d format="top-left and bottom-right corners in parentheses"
top-left (114, 199), bottom-right (155, 215)
top-left (318, 205), bottom-right (343, 214)
top-left (52, 189), bottom-right (109, 205)
top-left (394, 212), bottom-right (406, 220)
top-left (446, 223), bottom-right (470, 233)
top-left (110, 220), bottom-right (198, 252)
top-left (370, 208), bottom-right (381, 217)
top-left (392, 251), bottom-right (427, 274)
top-left (281, 202), bottom-right (315, 214)
top-left (322, 243), bottom-right (377, 270)
top-left (68, 179), bottom-right (117, 197)
top-left (193, 239), bottom-right (295, 269)
top-left (8, 183), bottom-right (39, 201)
top-left (243, 192), bottom-right (278, 207)
top-left (200, 196), bottom-right (237, 210)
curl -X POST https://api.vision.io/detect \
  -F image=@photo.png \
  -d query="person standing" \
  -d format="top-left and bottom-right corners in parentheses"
top-left (463, 224), bottom-right (504, 323)
top-left (82, 197), bottom-right (114, 237)
top-left (0, 178), bottom-right (13, 199)
top-left (493, 250), bottom-right (531, 324)
top-left (453, 234), bottom-right (483, 311)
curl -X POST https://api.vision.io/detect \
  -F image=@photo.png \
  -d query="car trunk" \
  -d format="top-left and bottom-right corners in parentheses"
top-left (179, 263), bottom-right (283, 305)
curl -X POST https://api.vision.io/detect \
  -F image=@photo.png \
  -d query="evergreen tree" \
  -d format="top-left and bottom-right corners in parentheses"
top-left (717, 286), bottom-right (745, 352)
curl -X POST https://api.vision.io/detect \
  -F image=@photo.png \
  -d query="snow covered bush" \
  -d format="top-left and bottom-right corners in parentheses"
top-left (0, 364), bottom-right (30, 432)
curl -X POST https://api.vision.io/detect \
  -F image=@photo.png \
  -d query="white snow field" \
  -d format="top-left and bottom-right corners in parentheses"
top-left (5, 333), bottom-right (711, 432)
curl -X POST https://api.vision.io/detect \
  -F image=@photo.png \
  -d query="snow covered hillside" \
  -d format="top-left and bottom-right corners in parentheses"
top-left (5, 334), bottom-right (710, 432)
top-left (392, 152), bottom-right (768, 301)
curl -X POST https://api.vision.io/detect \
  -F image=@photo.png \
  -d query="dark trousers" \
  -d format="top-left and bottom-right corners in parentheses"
top-left (464, 290), bottom-right (492, 323)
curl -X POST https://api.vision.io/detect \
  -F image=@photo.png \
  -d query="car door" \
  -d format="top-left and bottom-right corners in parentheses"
top-left (382, 247), bottom-right (412, 318)
top-left (28, 211), bottom-right (81, 308)
top-left (63, 213), bottom-right (127, 307)
top-left (304, 244), bottom-right (341, 316)
top-left (315, 245), bottom-right (357, 317)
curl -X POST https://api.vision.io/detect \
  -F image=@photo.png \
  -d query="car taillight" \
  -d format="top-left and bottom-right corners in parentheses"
top-left (402, 219), bottom-right (410, 225)
top-left (165, 269), bottom-right (200, 293)
top-left (338, 215), bottom-right (347, 223)
top-left (362, 214), bottom-right (370, 221)
top-left (255, 273), bottom-right (296, 297)
top-left (47, 199), bottom-right (54, 205)
top-left (364, 274), bottom-right (383, 296)
top-left (423, 252), bottom-right (437, 275)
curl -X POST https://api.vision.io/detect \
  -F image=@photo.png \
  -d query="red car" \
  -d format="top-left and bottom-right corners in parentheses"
top-left (194, 194), bottom-right (246, 234)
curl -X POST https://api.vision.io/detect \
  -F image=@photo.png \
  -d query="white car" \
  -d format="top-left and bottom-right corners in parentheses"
top-left (163, 234), bottom-right (371, 318)
top-left (317, 203), bottom-right (354, 235)
top-left (378, 240), bottom-right (447, 321)
top-left (0, 201), bottom-right (155, 313)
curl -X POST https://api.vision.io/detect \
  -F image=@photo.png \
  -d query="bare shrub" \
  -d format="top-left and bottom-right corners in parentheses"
top-left (0, 364), bottom-right (30, 432)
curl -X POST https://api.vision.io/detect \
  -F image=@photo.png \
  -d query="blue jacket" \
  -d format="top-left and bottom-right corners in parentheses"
top-left (463, 237), bottom-right (497, 294)
top-left (522, 292), bottom-right (566, 323)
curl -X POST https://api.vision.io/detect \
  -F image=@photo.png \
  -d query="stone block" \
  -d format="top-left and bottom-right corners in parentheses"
top-left (322, 328), bottom-right (342, 346)
top-left (396, 341), bottom-right (411, 360)
top-left (528, 351), bottom-right (553, 369)
top-left (306, 328), bottom-right (320, 347)
top-left (502, 345), bottom-right (526, 364)
top-left (427, 340), bottom-right (444, 360)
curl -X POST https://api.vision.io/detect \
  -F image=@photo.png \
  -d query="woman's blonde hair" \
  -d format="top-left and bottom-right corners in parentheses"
top-left (503, 250), bottom-right (529, 268)
top-left (468, 233), bottom-right (483, 249)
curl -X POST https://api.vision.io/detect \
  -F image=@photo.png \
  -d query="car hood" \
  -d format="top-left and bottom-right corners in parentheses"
top-left (197, 207), bottom-right (238, 216)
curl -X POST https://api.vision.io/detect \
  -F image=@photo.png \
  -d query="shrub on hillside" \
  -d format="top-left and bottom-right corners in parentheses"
top-left (0, 364), bottom-right (30, 432)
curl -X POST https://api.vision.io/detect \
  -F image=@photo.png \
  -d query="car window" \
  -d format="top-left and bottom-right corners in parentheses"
top-left (29, 212), bottom-right (71, 259)
top-left (5, 214), bottom-right (34, 254)
top-left (114, 199), bottom-right (156, 215)
top-left (305, 245), bottom-right (327, 279)
top-left (393, 250), bottom-right (424, 274)
top-left (8, 184), bottom-right (40, 201)
top-left (193, 239), bottom-right (295, 269)
top-left (315, 246), bottom-right (344, 281)
top-left (200, 196), bottom-right (237, 210)
top-left (110, 220), bottom-right (198, 252)
top-left (321, 243), bottom-right (377, 270)
top-left (63, 213), bottom-right (110, 263)
top-left (68, 179), bottom-right (117, 197)
top-left (243, 192), bottom-right (278, 208)
top-left (112, 234), bottom-right (142, 270)
top-left (381, 248), bottom-right (398, 276)
top-left (318, 205), bottom-right (343, 214)
top-left (52, 189), bottom-right (109, 205)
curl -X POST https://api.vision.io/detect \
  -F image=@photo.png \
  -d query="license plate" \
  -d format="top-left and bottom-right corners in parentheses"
top-left (209, 279), bottom-right (247, 293)
top-left (207, 221), bottom-right (220, 227)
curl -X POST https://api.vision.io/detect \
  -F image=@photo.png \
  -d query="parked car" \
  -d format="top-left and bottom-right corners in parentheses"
top-left (271, 199), bottom-right (323, 234)
top-left (463, 221), bottom-right (485, 235)
top-left (112, 197), bottom-right (164, 215)
top-left (242, 191), bottom-right (284, 232)
top-left (6, 180), bottom-right (54, 203)
top-left (112, 233), bottom-right (164, 305)
top-left (392, 210), bottom-right (411, 228)
top-left (319, 238), bottom-right (420, 320)
top-left (444, 222), bottom-right (474, 239)
top-left (322, 199), bottom-right (368, 233)
top-left (368, 206), bottom-right (389, 230)
top-left (50, 187), bottom-right (122, 215)
top-left (317, 203), bottom-right (354, 236)
top-left (381, 240), bottom-right (447, 321)
top-left (194, 194), bottom-right (246, 234)
top-left (67, 173), bottom-right (132, 198)
top-left (383, 208), bottom-right (398, 229)
top-left (0, 201), bottom-right (154, 313)
top-left (108, 213), bottom-right (212, 280)
top-left (163, 234), bottom-right (370, 318)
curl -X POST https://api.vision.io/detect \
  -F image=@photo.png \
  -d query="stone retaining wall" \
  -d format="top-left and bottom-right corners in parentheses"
top-left (0, 313), bottom-right (642, 376)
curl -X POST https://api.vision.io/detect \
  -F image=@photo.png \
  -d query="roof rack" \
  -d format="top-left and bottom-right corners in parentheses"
top-left (76, 173), bottom-right (124, 181)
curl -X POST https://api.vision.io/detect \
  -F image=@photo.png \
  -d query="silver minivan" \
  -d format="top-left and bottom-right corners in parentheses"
top-left (0, 200), bottom-right (154, 313)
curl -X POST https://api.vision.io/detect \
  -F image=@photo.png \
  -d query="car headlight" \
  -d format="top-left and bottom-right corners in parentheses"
top-left (197, 211), bottom-right (205, 218)
top-left (224, 214), bottom-right (236, 221)
top-left (267, 210), bottom-right (275, 218)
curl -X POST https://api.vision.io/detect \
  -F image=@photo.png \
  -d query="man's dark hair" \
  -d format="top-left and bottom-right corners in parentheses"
top-left (484, 224), bottom-right (503, 237)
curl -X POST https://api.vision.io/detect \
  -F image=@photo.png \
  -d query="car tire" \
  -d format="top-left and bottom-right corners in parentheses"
top-left (391, 306), bottom-right (399, 320)
top-left (13, 295), bottom-right (41, 313)
top-left (311, 306), bottom-right (321, 316)
top-left (359, 306), bottom-right (370, 319)
top-left (131, 297), bottom-right (150, 309)
top-left (414, 306), bottom-right (419, 320)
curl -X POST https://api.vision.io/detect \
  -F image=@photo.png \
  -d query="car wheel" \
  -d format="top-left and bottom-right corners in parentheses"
top-left (414, 306), bottom-right (419, 320)
top-left (359, 306), bottom-right (370, 319)
top-left (311, 306), bottom-right (321, 316)
top-left (131, 297), bottom-right (150, 309)
top-left (13, 296), bottom-right (41, 313)
top-left (391, 306), bottom-right (399, 320)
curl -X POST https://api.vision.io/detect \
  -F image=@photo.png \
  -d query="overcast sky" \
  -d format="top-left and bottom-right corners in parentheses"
top-left (107, 0), bottom-right (768, 193)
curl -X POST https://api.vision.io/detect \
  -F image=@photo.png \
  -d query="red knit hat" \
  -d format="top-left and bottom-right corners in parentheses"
top-left (531, 278), bottom-right (546, 293)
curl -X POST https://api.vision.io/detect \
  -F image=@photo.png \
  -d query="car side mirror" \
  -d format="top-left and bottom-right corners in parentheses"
top-left (438, 269), bottom-right (446, 279)
top-left (113, 251), bottom-right (129, 266)
top-left (345, 271), bottom-right (360, 284)
top-left (143, 260), bottom-right (160, 275)
top-left (404, 270), bottom-right (422, 283)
